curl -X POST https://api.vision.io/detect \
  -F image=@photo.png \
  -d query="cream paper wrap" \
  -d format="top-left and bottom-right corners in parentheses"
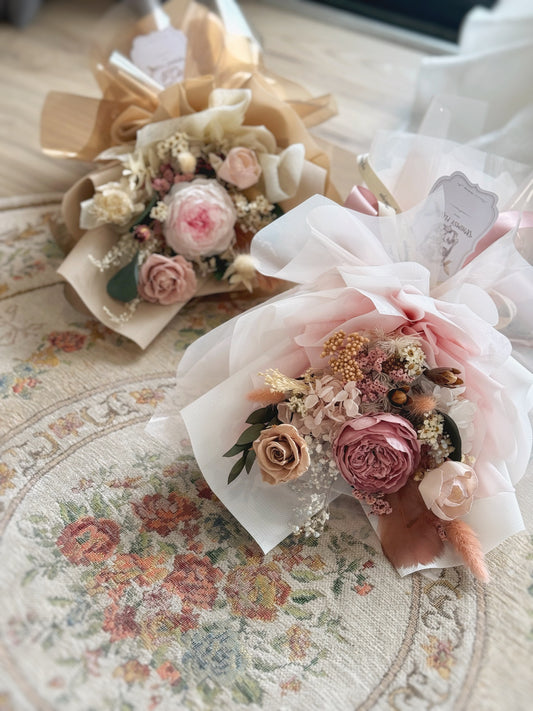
top-left (147, 194), bottom-right (533, 575)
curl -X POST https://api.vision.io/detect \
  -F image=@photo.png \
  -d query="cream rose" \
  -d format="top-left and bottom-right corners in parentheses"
top-left (217, 146), bottom-right (262, 190)
top-left (419, 460), bottom-right (478, 521)
top-left (253, 424), bottom-right (310, 485)
top-left (137, 254), bottom-right (197, 305)
top-left (162, 178), bottom-right (236, 259)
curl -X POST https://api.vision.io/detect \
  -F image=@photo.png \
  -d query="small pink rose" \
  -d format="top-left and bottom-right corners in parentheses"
top-left (138, 254), bottom-right (197, 305)
top-left (418, 460), bottom-right (477, 521)
top-left (253, 424), bottom-right (310, 485)
top-left (333, 413), bottom-right (420, 494)
top-left (217, 146), bottom-right (262, 190)
top-left (163, 178), bottom-right (236, 259)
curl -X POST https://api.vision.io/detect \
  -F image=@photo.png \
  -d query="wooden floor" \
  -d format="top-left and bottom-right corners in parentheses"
top-left (0, 0), bottom-right (424, 199)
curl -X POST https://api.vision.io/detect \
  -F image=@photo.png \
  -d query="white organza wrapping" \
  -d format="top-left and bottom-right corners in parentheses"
top-left (147, 195), bottom-right (533, 573)
top-left (410, 0), bottom-right (533, 165)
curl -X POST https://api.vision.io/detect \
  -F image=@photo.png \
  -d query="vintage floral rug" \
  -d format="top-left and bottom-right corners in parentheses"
top-left (0, 197), bottom-right (532, 711)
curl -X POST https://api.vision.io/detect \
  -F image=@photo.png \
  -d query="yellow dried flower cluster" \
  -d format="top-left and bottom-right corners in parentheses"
top-left (321, 330), bottom-right (369, 382)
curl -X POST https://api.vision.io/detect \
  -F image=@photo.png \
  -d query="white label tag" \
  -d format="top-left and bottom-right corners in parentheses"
top-left (427, 171), bottom-right (499, 277)
top-left (130, 26), bottom-right (188, 89)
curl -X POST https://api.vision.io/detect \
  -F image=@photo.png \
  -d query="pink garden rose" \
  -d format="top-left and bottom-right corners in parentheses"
top-left (418, 460), bottom-right (477, 521)
top-left (137, 254), bottom-right (197, 305)
top-left (333, 413), bottom-right (420, 494)
top-left (217, 147), bottom-right (262, 190)
top-left (163, 178), bottom-right (236, 259)
top-left (253, 424), bottom-right (310, 485)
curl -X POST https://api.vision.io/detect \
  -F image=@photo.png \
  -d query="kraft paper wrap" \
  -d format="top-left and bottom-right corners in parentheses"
top-left (41, 0), bottom-right (337, 164)
top-left (46, 1), bottom-right (348, 349)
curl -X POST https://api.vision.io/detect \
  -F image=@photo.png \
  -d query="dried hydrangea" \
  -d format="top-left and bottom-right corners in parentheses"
top-left (279, 373), bottom-right (361, 439)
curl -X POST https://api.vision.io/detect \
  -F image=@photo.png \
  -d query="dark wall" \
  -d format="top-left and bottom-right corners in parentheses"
top-left (309, 0), bottom-right (496, 41)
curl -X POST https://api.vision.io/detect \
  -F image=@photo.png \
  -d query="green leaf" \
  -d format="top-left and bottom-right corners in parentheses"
top-left (283, 603), bottom-right (313, 620)
top-left (346, 560), bottom-right (362, 574)
top-left (157, 541), bottom-right (177, 556)
top-left (252, 659), bottom-right (282, 673)
top-left (236, 423), bottom-right (264, 446)
top-left (22, 569), bottom-right (38, 586)
top-left (223, 443), bottom-right (247, 458)
top-left (90, 491), bottom-right (113, 519)
top-left (212, 255), bottom-right (230, 280)
top-left (245, 405), bottom-right (277, 425)
top-left (106, 252), bottom-right (140, 303)
top-left (289, 569), bottom-right (323, 583)
top-left (439, 411), bottom-right (462, 461)
top-left (244, 448), bottom-right (256, 474)
top-left (130, 194), bottom-right (158, 229)
top-left (131, 531), bottom-right (151, 555)
top-left (332, 577), bottom-right (344, 596)
top-left (227, 454), bottom-right (246, 484)
top-left (58, 501), bottom-right (85, 524)
top-left (290, 590), bottom-right (323, 604)
top-left (48, 597), bottom-right (72, 607)
top-left (206, 547), bottom-right (225, 564)
top-left (232, 676), bottom-right (264, 705)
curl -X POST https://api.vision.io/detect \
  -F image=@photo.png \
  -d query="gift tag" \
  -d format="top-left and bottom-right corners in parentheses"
top-left (427, 171), bottom-right (499, 277)
top-left (130, 26), bottom-right (188, 88)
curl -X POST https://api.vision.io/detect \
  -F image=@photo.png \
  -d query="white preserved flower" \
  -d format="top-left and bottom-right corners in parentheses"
top-left (80, 183), bottom-right (144, 230)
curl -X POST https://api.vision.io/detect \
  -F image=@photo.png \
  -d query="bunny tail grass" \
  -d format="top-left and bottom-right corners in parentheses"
top-left (446, 519), bottom-right (489, 583)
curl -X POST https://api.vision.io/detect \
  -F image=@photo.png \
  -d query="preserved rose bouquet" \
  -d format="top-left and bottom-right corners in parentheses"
top-left (61, 88), bottom-right (311, 331)
top-left (43, 0), bottom-right (340, 347)
top-left (148, 194), bottom-right (533, 580)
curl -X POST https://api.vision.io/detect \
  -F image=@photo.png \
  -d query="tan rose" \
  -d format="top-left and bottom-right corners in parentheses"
top-left (418, 460), bottom-right (478, 521)
top-left (253, 424), bottom-right (310, 485)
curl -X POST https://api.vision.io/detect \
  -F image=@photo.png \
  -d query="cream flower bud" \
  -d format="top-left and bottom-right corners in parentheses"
top-left (178, 151), bottom-right (197, 174)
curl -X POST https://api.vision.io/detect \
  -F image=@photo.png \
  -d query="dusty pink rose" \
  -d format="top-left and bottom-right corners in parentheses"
top-left (163, 178), bottom-right (236, 259)
top-left (217, 147), bottom-right (262, 190)
top-left (253, 424), bottom-right (310, 485)
top-left (418, 460), bottom-right (477, 520)
top-left (333, 413), bottom-right (420, 494)
top-left (137, 254), bottom-right (197, 305)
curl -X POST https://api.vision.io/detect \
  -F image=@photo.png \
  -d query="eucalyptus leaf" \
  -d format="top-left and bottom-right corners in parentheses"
top-left (130, 194), bottom-right (158, 229)
top-left (223, 443), bottom-right (247, 458)
top-left (235, 422), bottom-right (264, 446)
top-left (106, 253), bottom-right (140, 303)
top-left (227, 454), bottom-right (246, 484)
top-left (246, 405), bottom-right (277, 425)
top-left (245, 448), bottom-right (256, 474)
